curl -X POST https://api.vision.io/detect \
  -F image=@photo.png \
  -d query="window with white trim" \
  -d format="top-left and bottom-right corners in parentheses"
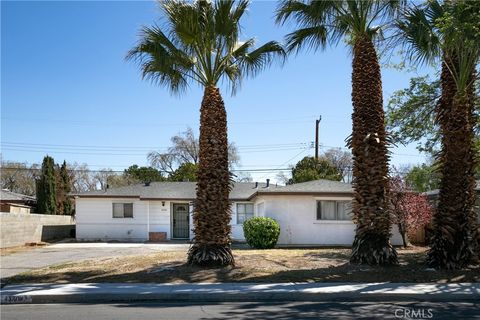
top-left (316, 200), bottom-right (351, 220)
top-left (236, 203), bottom-right (254, 224)
top-left (112, 203), bottom-right (133, 218)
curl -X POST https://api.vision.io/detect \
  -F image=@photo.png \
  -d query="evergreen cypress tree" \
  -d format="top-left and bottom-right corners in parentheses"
top-left (54, 163), bottom-right (63, 215)
top-left (37, 155), bottom-right (57, 214)
top-left (59, 161), bottom-right (73, 215)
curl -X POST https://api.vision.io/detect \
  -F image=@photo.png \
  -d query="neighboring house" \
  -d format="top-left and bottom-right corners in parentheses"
top-left (73, 179), bottom-right (403, 246)
top-left (425, 180), bottom-right (480, 223)
top-left (0, 189), bottom-right (36, 214)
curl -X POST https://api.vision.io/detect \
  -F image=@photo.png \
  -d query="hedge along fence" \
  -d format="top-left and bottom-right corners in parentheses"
top-left (0, 212), bottom-right (75, 248)
top-left (243, 217), bottom-right (281, 249)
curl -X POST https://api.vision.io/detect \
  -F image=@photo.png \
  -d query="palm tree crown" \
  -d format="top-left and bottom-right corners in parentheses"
top-left (127, 0), bottom-right (284, 95)
top-left (399, 0), bottom-right (480, 92)
top-left (276, 0), bottom-right (403, 52)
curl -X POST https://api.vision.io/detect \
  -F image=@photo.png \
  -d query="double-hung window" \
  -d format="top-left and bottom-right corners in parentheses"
top-left (316, 200), bottom-right (351, 221)
top-left (112, 203), bottom-right (133, 218)
top-left (236, 203), bottom-right (254, 224)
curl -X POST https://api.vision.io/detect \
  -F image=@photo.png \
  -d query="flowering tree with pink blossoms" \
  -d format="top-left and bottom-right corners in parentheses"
top-left (390, 176), bottom-right (433, 247)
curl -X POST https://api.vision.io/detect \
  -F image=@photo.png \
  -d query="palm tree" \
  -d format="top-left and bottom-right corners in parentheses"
top-left (399, 0), bottom-right (480, 269)
top-left (277, 0), bottom-right (402, 265)
top-left (127, 0), bottom-right (284, 266)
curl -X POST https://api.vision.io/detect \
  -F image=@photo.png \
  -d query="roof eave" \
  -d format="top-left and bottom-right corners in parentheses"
top-left (250, 191), bottom-right (353, 200)
top-left (73, 195), bottom-right (254, 202)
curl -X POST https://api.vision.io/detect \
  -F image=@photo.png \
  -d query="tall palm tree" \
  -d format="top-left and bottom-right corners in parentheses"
top-left (399, 0), bottom-right (480, 269)
top-left (277, 0), bottom-right (402, 265)
top-left (127, 0), bottom-right (284, 266)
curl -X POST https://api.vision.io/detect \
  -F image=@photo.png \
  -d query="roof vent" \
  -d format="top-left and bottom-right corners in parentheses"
top-left (144, 181), bottom-right (151, 187)
top-left (265, 179), bottom-right (270, 188)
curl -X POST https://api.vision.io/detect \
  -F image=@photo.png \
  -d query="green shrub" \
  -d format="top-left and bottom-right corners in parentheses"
top-left (243, 217), bottom-right (280, 249)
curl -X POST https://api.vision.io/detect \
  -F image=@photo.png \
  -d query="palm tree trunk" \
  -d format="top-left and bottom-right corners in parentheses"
top-left (349, 37), bottom-right (398, 265)
top-left (187, 86), bottom-right (235, 267)
top-left (427, 59), bottom-right (478, 269)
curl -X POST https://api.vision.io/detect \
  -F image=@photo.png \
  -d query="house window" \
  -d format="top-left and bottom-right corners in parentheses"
top-left (316, 200), bottom-right (351, 220)
top-left (112, 203), bottom-right (133, 218)
top-left (257, 202), bottom-right (265, 216)
top-left (237, 203), bottom-right (254, 224)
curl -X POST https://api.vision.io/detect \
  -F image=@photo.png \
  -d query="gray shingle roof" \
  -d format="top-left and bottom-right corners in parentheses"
top-left (259, 179), bottom-right (353, 194)
top-left (1, 189), bottom-right (36, 202)
top-left (74, 182), bottom-right (275, 200)
top-left (75, 182), bottom-right (196, 199)
top-left (73, 179), bottom-right (353, 200)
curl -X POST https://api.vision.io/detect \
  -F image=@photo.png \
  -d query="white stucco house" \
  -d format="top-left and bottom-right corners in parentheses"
top-left (73, 179), bottom-right (403, 246)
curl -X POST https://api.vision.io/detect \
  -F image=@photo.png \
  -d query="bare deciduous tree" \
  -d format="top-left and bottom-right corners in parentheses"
top-left (0, 160), bottom-right (40, 196)
top-left (67, 163), bottom-right (97, 193)
top-left (148, 127), bottom-right (240, 173)
top-left (323, 148), bottom-right (353, 183)
top-left (234, 172), bottom-right (253, 183)
top-left (275, 171), bottom-right (291, 186)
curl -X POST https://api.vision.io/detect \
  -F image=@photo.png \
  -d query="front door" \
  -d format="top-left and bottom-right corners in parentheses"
top-left (172, 203), bottom-right (190, 239)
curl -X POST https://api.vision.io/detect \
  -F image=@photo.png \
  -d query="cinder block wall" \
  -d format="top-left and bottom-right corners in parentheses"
top-left (0, 212), bottom-right (75, 248)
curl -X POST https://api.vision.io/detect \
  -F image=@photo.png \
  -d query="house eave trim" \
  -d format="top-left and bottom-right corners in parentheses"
top-left (249, 191), bottom-right (353, 200)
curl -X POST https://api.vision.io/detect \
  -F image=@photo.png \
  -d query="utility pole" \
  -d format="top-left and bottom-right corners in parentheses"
top-left (315, 116), bottom-right (322, 161)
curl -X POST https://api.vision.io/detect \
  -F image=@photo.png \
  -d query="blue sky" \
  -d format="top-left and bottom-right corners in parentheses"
top-left (1, 1), bottom-right (430, 182)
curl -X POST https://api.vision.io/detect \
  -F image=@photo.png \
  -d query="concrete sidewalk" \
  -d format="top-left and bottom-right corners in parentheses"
top-left (1, 282), bottom-right (479, 304)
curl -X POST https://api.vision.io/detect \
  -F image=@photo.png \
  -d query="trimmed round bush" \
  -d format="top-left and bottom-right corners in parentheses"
top-left (243, 217), bottom-right (280, 249)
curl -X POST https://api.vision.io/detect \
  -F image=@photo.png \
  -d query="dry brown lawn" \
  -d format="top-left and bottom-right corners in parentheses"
top-left (0, 243), bottom-right (48, 256)
top-left (6, 246), bottom-right (480, 284)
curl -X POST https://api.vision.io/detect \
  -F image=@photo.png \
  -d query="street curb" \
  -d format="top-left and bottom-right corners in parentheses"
top-left (2, 292), bottom-right (479, 304)
top-left (1, 282), bottom-right (479, 304)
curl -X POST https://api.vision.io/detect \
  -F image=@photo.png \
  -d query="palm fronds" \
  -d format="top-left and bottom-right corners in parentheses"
top-left (127, 0), bottom-right (284, 95)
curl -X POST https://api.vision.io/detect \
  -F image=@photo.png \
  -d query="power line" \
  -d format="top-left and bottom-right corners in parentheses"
top-left (0, 115), bottom-right (319, 127)
top-left (257, 148), bottom-right (311, 181)
top-left (0, 165), bottom-right (416, 176)
top-left (0, 166), bottom-right (292, 173)
top-left (1, 142), bottom-right (427, 158)
top-left (1, 141), bottom-right (308, 150)
top-left (0, 142), bottom-right (311, 156)
top-left (0, 146), bottom-right (309, 156)
top-left (2, 142), bottom-right (170, 150)
top-left (318, 144), bottom-right (427, 158)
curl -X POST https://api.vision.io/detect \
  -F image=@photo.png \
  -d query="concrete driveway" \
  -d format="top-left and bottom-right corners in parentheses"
top-left (1, 243), bottom-right (190, 279)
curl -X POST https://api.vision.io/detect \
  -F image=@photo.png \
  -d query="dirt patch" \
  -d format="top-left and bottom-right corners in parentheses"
top-left (0, 243), bottom-right (48, 256)
top-left (6, 246), bottom-right (479, 284)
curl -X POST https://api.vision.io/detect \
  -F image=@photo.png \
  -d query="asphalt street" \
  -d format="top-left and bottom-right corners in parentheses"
top-left (2, 301), bottom-right (480, 320)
